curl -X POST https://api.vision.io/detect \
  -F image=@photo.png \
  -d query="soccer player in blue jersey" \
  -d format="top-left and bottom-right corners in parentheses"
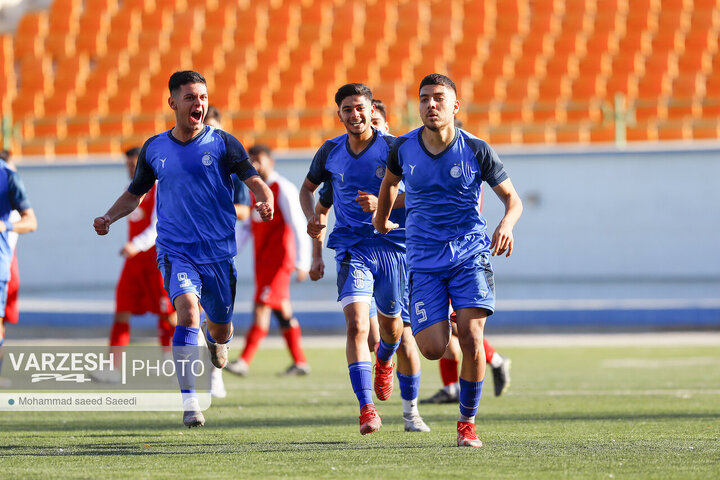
top-left (93, 70), bottom-right (274, 428)
top-left (299, 84), bottom-right (406, 435)
top-left (374, 74), bottom-right (523, 447)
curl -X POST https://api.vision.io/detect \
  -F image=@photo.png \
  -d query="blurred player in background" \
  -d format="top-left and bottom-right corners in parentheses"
top-left (374, 74), bottom-right (523, 447)
top-left (299, 84), bottom-right (406, 435)
top-left (93, 147), bottom-right (177, 384)
top-left (0, 150), bottom-right (22, 328)
top-left (226, 144), bottom-right (312, 377)
top-left (94, 70), bottom-right (274, 428)
top-left (0, 149), bottom-right (37, 375)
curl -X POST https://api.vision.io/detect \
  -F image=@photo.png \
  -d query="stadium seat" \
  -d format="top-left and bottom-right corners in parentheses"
top-left (54, 138), bottom-right (87, 157)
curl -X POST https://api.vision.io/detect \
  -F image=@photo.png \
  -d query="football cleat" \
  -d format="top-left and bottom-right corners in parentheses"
top-left (373, 344), bottom-right (394, 401)
top-left (403, 412), bottom-right (431, 432)
top-left (457, 421), bottom-right (483, 447)
top-left (491, 357), bottom-right (512, 396)
top-left (183, 398), bottom-right (205, 428)
top-left (90, 368), bottom-right (122, 384)
top-left (200, 321), bottom-right (228, 369)
top-left (420, 388), bottom-right (459, 404)
top-left (225, 358), bottom-right (249, 376)
top-left (359, 404), bottom-right (382, 435)
top-left (210, 367), bottom-right (227, 398)
top-left (278, 363), bottom-right (311, 376)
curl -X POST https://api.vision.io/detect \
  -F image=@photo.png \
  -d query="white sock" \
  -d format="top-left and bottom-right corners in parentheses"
top-left (444, 382), bottom-right (459, 396)
top-left (490, 353), bottom-right (504, 368)
top-left (458, 414), bottom-right (475, 423)
top-left (402, 398), bottom-right (419, 416)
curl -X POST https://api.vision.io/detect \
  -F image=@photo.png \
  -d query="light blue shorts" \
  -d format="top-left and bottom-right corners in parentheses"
top-left (158, 254), bottom-right (237, 324)
top-left (409, 252), bottom-right (495, 335)
top-left (335, 240), bottom-right (405, 318)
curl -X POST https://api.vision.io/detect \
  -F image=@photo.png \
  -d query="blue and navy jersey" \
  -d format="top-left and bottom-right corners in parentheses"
top-left (0, 164), bottom-right (31, 281)
top-left (387, 127), bottom-right (508, 272)
top-left (129, 126), bottom-right (258, 264)
top-left (307, 128), bottom-right (405, 250)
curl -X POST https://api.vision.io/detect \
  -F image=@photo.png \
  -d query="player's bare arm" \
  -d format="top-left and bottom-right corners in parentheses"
top-left (355, 190), bottom-right (406, 212)
top-left (94, 190), bottom-right (144, 235)
top-left (373, 169), bottom-right (402, 234)
top-left (489, 178), bottom-right (523, 257)
top-left (244, 175), bottom-right (274, 221)
top-left (235, 203), bottom-right (251, 221)
top-left (299, 178), bottom-right (326, 238)
top-left (309, 202), bottom-right (329, 281)
top-left (0, 207), bottom-right (37, 234)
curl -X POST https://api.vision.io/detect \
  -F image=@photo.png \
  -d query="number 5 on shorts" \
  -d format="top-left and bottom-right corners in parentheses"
top-left (415, 301), bottom-right (427, 323)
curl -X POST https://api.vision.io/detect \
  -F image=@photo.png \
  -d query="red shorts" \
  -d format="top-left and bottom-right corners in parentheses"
top-left (116, 252), bottom-right (174, 315)
top-left (254, 266), bottom-right (292, 310)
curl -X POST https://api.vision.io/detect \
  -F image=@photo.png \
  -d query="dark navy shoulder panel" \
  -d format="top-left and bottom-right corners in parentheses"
top-left (307, 138), bottom-right (341, 185)
top-left (318, 181), bottom-right (333, 208)
top-left (216, 129), bottom-right (257, 181)
top-left (6, 168), bottom-right (31, 211)
top-left (386, 136), bottom-right (410, 176)
top-left (463, 133), bottom-right (508, 187)
top-left (128, 134), bottom-right (161, 196)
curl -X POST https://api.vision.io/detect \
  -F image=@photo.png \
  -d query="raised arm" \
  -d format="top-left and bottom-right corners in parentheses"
top-left (372, 168), bottom-right (402, 234)
top-left (94, 190), bottom-right (145, 235)
top-left (489, 178), bottom-right (523, 257)
top-left (244, 175), bottom-right (274, 221)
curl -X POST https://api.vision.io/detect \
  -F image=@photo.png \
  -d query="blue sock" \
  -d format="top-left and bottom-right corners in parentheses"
top-left (348, 361), bottom-right (373, 408)
top-left (459, 378), bottom-right (484, 418)
top-left (397, 371), bottom-right (421, 401)
top-left (173, 326), bottom-right (200, 401)
top-left (376, 338), bottom-right (400, 362)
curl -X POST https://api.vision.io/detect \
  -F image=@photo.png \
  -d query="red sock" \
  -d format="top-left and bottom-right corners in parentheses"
top-left (282, 323), bottom-right (307, 365)
top-left (157, 317), bottom-right (174, 352)
top-left (109, 322), bottom-right (130, 367)
top-left (241, 324), bottom-right (268, 364)
top-left (439, 357), bottom-right (459, 386)
top-left (483, 337), bottom-right (496, 364)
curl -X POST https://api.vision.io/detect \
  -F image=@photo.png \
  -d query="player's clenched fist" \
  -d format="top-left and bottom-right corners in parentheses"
top-left (254, 202), bottom-right (273, 221)
top-left (306, 214), bottom-right (326, 239)
top-left (94, 215), bottom-right (111, 235)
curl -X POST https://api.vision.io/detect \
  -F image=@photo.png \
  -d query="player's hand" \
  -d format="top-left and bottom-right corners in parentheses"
top-left (0, 220), bottom-right (7, 233)
top-left (254, 201), bottom-right (273, 221)
top-left (295, 269), bottom-right (309, 282)
top-left (309, 257), bottom-right (324, 281)
top-left (490, 223), bottom-right (514, 257)
top-left (94, 215), bottom-right (111, 235)
top-left (120, 242), bottom-right (140, 258)
top-left (355, 190), bottom-right (378, 213)
top-left (373, 216), bottom-right (399, 235)
top-left (306, 214), bottom-right (326, 239)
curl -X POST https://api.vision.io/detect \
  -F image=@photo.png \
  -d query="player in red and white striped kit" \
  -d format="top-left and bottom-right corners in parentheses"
top-left (94, 147), bottom-right (176, 382)
top-left (227, 144), bottom-right (312, 376)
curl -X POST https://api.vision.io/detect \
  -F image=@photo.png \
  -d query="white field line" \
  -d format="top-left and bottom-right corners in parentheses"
top-left (18, 297), bottom-right (720, 314)
top-left (521, 389), bottom-right (720, 397)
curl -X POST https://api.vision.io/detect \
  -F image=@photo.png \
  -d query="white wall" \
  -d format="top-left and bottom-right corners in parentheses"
top-left (13, 146), bottom-right (720, 295)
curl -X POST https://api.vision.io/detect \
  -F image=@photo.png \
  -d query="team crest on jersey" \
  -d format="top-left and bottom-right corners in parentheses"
top-left (201, 152), bottom-right (214, 166)
top-left (375, 166), bottom-right (385, 179)
top-left (450, 164), bottom-right (462, 178)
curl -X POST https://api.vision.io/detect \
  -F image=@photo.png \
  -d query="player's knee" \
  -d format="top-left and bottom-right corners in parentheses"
top-left (272, 309), bottom-right (293, 329)
top-left (417, 341), bottom-right (446, 360)
top-left (346, 320), bottom-right (369, 339)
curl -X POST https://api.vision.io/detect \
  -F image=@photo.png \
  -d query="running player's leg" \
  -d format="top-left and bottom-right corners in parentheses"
top-left (410, 271), bottom-right (452, 361)
top-left (228, 303), bottom-right (270, 375)
top-left (422, 330), bottom-right (461, 404)
top-left (366, 300), bottom-right (380, 352)
top-left (395, 324), bottom-right (430, 432)
top-left (197, 259), bottom-right (237, 367)
top-left (484, 337), bottom-right (511, 396)
top-left (274, 299), bottom-right (309, 375)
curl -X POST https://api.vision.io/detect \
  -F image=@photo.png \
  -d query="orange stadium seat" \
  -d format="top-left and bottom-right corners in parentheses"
top-left (19, 138), bottom-right (53, 157)
top-left (87, 136), bottom-right (122, 155)
top-left (66, 116), bottom-right (99, 138)
top-left (98, 115), bottom-right (131, 137)
top-left (54, 138), bottom-right (87, 157)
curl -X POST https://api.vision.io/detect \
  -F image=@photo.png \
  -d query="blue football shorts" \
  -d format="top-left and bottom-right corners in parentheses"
top-left (335, 240), bottom-right (405, 318)
top-left (369, 293), bottom-right (411, 325)
top-left (158, 254), bottom-right (237, 324)
top-left (0, 280), bottom-right (8, 316)
top-left (409, 252), bottom-right (495, 335)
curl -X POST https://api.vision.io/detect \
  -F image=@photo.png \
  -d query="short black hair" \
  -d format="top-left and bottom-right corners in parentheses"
top-left (334, 83), bottom-right (372, 108)
top-left (248, 144), bottom-right (272, 157)
top-left (371, 99), bottom-right (387, 120)
top-left (168, 70), bottom-right (206, 95)
top-left (419, 73), bottom-right (457, 95)
top-left (206, 105), bottom-right (221, 123)
top-left (125, 147), bottom-right (141, 158)
top-left (0, 150), bottom-right (9, 162)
